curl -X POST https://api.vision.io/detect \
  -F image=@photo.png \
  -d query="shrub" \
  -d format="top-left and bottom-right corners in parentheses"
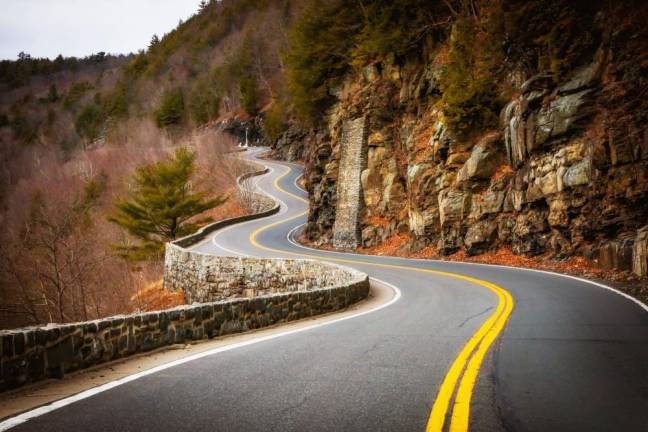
top-left (123, 51), bottom-right (149, 81)
top-left (239, 72), bottom-right (260, 115)
top-left (350, 0), bottom-right (443, 66)
top-left (504, 0), bottom-right (600, 81)
top-left (283, 0), bottom-right (451, 123)
top-left (284, 0), bottom-right (363, 124)
top-left (10, 108), bottom-right (41, 143)
top-left (104, 82), bottom-right (128, 119)
top-left (263, 101), bottom-right (287, 143)
top-left (46, 83), bottom-right (60, 103)
top-left (45, 108), bottom-right (57, 129)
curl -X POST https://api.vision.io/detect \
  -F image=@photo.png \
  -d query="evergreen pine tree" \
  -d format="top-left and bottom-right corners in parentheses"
top-left (104, 81), bottom-right (128, 118)
top-left (155, 87), bottom-right (185, 128)
top-left (239, 73), bottom-right (259, 115)
top-left (149, 34), bottom-right (160, 50)
top-left (109, 148), bottom-right (225, 261)
top-left (47, 83), bottom-right (60, 102)
top-left (284, 0), bottom-right (363, 123)
top-left (439, 4), bottom-right (503, 137)
top-left (75, 102), bottom-right (104, 140)
top-left (188, 75), bottom-right (221, 125)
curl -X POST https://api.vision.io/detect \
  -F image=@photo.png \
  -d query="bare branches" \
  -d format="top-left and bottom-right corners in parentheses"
top-left (1, 116), bottom-right (240, 329)
top-left (442, 0), bottom-right (459, 16)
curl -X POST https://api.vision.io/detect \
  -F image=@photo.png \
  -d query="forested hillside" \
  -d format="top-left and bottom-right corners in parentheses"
top-left (1, 0), bottom-right (646, 328)
top-left (0, 0), bottom-right (292, 329)
top-left (271, 0), bottom-right (648, 291)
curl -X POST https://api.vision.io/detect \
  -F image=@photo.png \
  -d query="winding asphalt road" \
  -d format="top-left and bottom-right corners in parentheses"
top-left (6, 148), bottom-right (648, 431)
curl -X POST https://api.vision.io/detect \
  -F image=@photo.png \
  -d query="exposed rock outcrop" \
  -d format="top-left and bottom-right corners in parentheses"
top-left (634, 227), bottom-right (648, 277)
top-left (273, 14), bottom-right (648, 273)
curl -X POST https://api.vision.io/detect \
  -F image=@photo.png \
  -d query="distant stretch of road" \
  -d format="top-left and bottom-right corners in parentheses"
top-left (8, 147), bottom-right (648, 431)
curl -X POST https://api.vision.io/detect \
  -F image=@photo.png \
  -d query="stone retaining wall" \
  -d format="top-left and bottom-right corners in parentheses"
top-left (165, 246), bottom-right (368, 303)
top-left (172, 167), bottom-right (280, 248)
top-left (0, 153), bottom-right (371, 391)
top-left (0, 279), bottom-right (368, 391)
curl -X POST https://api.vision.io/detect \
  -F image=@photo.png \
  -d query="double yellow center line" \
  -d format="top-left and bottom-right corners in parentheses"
top-left (245, 164), bottom-right (514, 431)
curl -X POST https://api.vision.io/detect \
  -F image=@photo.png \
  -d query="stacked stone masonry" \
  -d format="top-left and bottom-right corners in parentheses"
top-left (0, 157), bottom-right (371, 391)
top-left (164, 244), bottom-right (368, 303)
top-left (333, 117), bottom-right (367, 249)
top-left (0, 279), bottom-right (368, 391)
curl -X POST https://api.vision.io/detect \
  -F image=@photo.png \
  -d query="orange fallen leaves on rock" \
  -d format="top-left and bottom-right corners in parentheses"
top-left (412, 244), bottom-right (441, 259)
top-left (358, 233), bottom-right (410, 256)
top-left (364, 214), bottom-right (391, 227)
top-left (492, 164), bottom-right (514, 181)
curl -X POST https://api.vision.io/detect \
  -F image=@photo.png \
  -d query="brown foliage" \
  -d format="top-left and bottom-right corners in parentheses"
top-left (130, 280), bottom-right (185, 312)
top-left (0, 122), bottom-right (244, 329)
top-left (358, 233), bottom-right (410, 256)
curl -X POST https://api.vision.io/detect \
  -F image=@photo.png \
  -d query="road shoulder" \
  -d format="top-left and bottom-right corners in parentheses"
top-left (0, 279), bottom-right (396, 422)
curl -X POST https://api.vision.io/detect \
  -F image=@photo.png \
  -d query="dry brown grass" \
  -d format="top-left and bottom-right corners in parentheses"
top-left (130, 280), bottom-right (185, 312)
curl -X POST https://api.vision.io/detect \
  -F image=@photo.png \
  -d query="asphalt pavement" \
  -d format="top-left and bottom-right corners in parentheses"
top-left (7, 148), bottom-right (648, 432)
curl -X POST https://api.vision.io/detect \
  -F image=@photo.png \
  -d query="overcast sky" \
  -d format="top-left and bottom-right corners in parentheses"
top-left (0, 0), bottom-right (202, 60)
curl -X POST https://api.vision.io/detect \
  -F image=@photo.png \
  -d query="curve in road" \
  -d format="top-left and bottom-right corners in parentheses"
top-left (4, 147), bottom-right (647, 432)
top-left (243, 157), bottom-right (516, 432)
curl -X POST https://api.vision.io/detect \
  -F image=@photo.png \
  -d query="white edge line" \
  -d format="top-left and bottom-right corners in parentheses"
top-left (211, 231), bottom-right (250, 257)
top-left (192, 167), bottom-right (290, 254)
top-left (286, 222), bottom-right (648, 313)
top-left (0, 278), bottom-right (401, 431)
top-left (293, 172), bottom-right (308, 195)
top-left (264, 154), bottom-right (648, 314)
top-left (205, 165), bottom-right (295, 257)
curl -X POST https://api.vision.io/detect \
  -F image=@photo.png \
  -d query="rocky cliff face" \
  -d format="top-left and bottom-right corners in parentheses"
top-left (273, 8), bottom-right (648, 276)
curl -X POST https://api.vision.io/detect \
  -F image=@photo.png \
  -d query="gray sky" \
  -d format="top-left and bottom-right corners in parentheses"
top-left (0, 0), bottom-right (202, 60)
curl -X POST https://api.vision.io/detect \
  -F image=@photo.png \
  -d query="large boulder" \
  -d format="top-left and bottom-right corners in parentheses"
top-left (535, 89), bottom-right (593, 145)
top-left (464, 219), bottom-right (498, 255)
top-left (430, 120), bottom-right (451, 162)
top-left (456, 142), bottom-right (504, 183)
top-left (526, 171), bottom-right (559, 201)
top-left (469, 189), bottom-right (506, 219)
top-left (439, 223), bottom-right (464, 255)
top-left (548, 195), bottom-right (570, 227)
top-left (562, 157), bottom-right (591, 188)
top-left (512, 210), bottom-right (550, 256)
top-left (557, 48), bottom-right (605, 94)
top-left (408, 208), bottom-right (440, 238)
top-left (598, 237), bottom-right (634, 271)
top-left (438, 189), bottom-right (471, 226)
top-left (503, 62), bottom-right (598, 167)
top-left (633, 226), bottom-right (648, 277)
